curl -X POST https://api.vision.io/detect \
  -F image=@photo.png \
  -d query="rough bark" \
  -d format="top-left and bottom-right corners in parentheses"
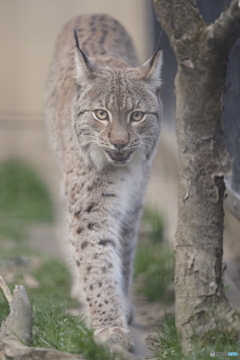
top-left (153, 0), bottom-right (240, 354)
top-left (0, 276), bottom-right (143, 360)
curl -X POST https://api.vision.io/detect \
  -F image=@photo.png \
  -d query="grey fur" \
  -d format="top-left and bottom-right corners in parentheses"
top-left (45, 14), bottom-right (163, 351)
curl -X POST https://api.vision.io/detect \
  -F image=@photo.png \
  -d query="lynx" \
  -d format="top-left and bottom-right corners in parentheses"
top-left (45, 14), bottom-right (162, 351)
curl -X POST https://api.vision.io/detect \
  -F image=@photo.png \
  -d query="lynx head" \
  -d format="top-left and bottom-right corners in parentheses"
top-left (73, 32), bottom-right (163, 171)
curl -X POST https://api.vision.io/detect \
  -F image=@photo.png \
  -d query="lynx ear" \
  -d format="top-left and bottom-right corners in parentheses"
top-left (74, 29), bottom-right (97, 82)
top-left (138, 50), bottom-right (163, 88)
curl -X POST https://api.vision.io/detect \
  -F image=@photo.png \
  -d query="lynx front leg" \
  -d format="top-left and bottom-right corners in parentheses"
top-left (68, 211), bottom-right (134, 351)
top-left (120, 218), bottom-right (140, 324)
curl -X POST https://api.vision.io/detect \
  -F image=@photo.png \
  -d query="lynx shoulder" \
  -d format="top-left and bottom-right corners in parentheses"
top-left (45, 14), bottom-right (163, 351)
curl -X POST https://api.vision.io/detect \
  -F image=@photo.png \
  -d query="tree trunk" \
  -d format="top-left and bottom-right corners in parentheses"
top-left (152, 0), bottom-right (240, 354)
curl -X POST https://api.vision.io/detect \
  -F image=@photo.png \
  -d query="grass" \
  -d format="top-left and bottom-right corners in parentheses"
top-left (0, 256), bottom-right (115, 360)
top-left (134, 207), bottom-right (175, 303)
top-left (28, 258), bottom-right (114, 359)
top-left (141, 207), bottom-right (165, 244)
top-left (149, 313), bottom-right (181, 360)
top-left (0, 158), bottom-right (54, 241)
top-left (149, 313), bottom-right (240, 360)
top-left (0, 254), bottom-right (115, 359)
top-left (134, 242), bottom-right (175, 302)
top-left (29, 257), bottom-right (73, 303)
top-left (32, 304), bottom-right (114, 359)
top-left (0, 293), bottom-right (10, 324)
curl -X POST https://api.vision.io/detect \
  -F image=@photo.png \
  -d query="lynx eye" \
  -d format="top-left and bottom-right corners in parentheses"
top-left (94, 109), bottom-right (108, 120)
top-left (131, 111), bottom-right (144, 122)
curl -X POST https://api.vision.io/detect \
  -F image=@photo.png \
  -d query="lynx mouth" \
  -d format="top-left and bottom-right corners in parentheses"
top-left (105, 150), bottom-right (133, 163)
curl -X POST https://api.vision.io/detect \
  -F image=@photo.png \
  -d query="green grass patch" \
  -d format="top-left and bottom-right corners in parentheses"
top-left (28, 257), bottom-right (73, 304)
top-left (134, 242), bottom-right (175, 302)
top-left (0, 255), bottom-right (74, 323)
top-left (150, 313), bottom-right (240, 360)
top-left (0, 158), bottom-right (54, 241)
top-left (32, 303), bottom-right (114, 359)
top-left (141, 207), bottom-right (164, 244)
top-left (0, 292), bottom-right (9, 324)
top-left (0, 255), bottom-right (115, 360)
top-left (135, 207), bottom-right (174, 303)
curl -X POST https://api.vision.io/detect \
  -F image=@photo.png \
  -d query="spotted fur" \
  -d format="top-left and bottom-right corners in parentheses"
top-left (45, 14), bottom-right (163, 351)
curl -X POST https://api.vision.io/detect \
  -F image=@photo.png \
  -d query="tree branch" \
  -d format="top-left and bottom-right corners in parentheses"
top-left (206, 0), bottom-right (240, 52)
top-left (0, 276), bottom-right (13, 303)
top-left (152, 0), bottom-right (205, 44)
top-left (0, 281), bottom-right (32, 346)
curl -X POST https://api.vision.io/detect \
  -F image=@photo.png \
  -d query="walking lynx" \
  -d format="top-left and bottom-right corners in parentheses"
top-left (45, 14), bottom-right (162, 351)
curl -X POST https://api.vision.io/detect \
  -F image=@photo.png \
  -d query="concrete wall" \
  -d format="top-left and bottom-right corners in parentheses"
top-left (0, 0), bottom-right (154, 190)
top-left (0, 0), bottom-right (152, 114)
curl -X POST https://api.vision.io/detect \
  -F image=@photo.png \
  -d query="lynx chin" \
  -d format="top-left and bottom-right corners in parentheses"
top-left (45, 14), bottom-right (163, 351)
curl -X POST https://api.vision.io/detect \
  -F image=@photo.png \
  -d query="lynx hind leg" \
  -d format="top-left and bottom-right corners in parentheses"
top-left (126, 300), bottom-right (134, 324)
top-left (121, 220), bottom-right (140, 324)
top-left (66, 238), bottom-right (89, 317)
top-left (55, 210), bottom-right (88, 308)
top-left (70, 268), bottom-right (85, 303)
top-left (122, 241), bottom-right (136, 325)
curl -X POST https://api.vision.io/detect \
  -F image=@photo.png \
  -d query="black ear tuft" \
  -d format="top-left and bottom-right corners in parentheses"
top-left (73, 28), bottom-right (89, 66)
top-left (74, 28), bottom-right (80, 50)
top-left (137, 50), bottom-right (163, 89)
top-left (149, 51), bottom-right (160, 70)
top-left (156, 29), bottom-right (163, 53)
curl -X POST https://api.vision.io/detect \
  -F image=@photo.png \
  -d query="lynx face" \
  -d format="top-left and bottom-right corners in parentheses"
top-left (73, 47), bottom-right (163, 170)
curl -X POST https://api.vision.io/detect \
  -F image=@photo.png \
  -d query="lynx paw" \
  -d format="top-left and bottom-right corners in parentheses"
top-left (94, 327), bottom-right (135, 352)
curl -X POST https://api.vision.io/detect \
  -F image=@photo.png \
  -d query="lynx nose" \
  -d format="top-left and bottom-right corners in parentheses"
top-left (111, 140), bottom-right (128, 151)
